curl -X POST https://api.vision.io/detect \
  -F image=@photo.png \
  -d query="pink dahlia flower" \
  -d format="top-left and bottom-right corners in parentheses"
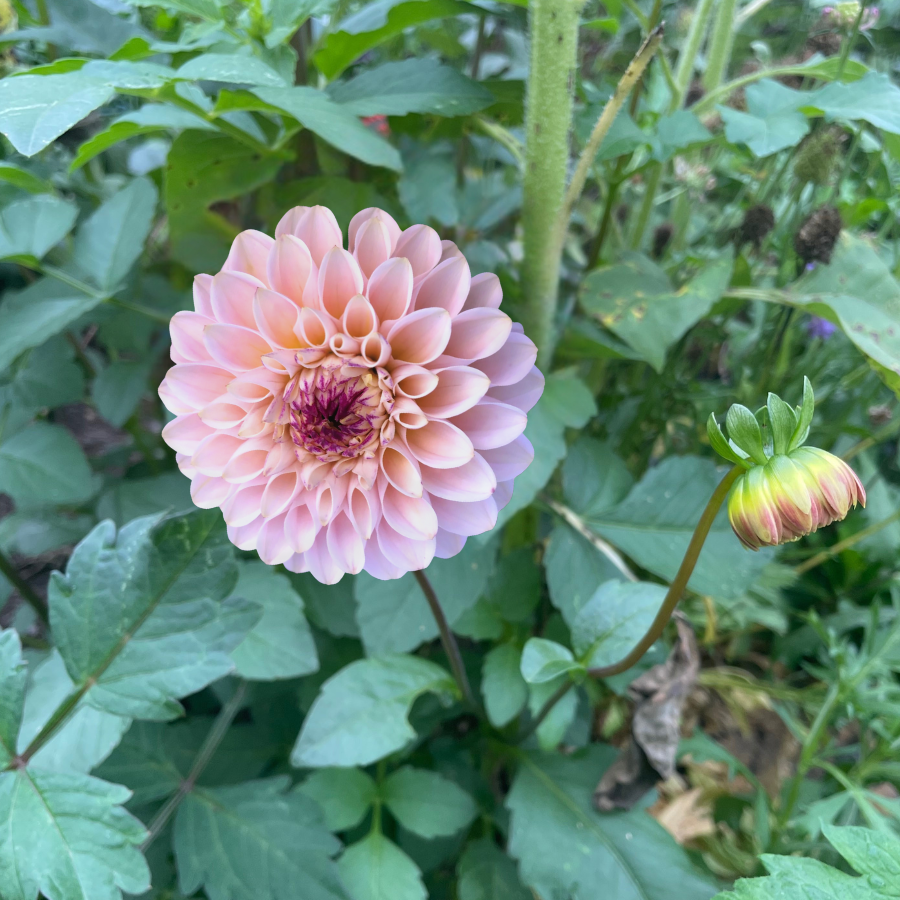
top-left (159, 206), bottom-right (543, 583)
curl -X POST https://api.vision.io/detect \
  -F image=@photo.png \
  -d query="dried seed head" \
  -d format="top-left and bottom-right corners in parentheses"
top-left (794, 205), bottom-right (843, 265)
top-left (737, 204), bottom-right (775, 249)
top-left (652, 223), bottom-right (674, 259)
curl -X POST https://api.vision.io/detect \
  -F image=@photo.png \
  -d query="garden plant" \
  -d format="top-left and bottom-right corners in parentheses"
top-left (3, 0), bottom-right (900, 898)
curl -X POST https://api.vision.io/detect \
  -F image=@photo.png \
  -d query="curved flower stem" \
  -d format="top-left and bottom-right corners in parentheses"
top-left (142, 680), bottom-right (248, 851)
top-left (588, 465), bottom-right (742, 679)
top-left (414, 569), bottom-right (480, 713)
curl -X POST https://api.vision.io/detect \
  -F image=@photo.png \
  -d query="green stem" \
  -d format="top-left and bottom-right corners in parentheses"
top-left (673, 0), bottom-right (717, 105)
top-left (702, 0), bottom-right (738, 91)
top-left (517, 680), bottom-right (574, 743)
top-left (0, 550), bottom-right (48, 623)
top-left (588, 466), bottom-right (741, 678)
top-left (414, 569), bottom-right (480, 714)
top-left (520, 0), bottom-right (585, 370)
top-left (795, 509), bottom-right (900, 575)
top-left (629, 165), bottom-right (663, 250)
top-left (142, 681), bottom-right (248, 850)
top-left (836, 2), bottom-right (866, 82)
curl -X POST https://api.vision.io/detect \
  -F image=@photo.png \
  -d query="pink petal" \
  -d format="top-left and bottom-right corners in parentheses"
top-left (450, 399), bottom-right (527, 450)
top-left (380, 444), bottom-right (423, 498)
top-left (223, 229), bottom-right (274, 283)
top-left (480, 435), bottom-right (534, 481)
top-left (391, 364), bottom-right (439, 399)
top-left (190, 474), bottom-right (231, 509)
top-left (260, 470), bottom-right (299, 518)
top-left (296, 307), bottom-right (337, 348)
top-left (228, 515), bottom-right (265, 551)
top-left (434, 528), bottom-right (466, 559)
top-left (473, 332), bottom-right (538, 386)
top-left (222, 439), bottom-right (271, 484)
top-left (381, 485), bottom-right (438, 540)
top-left (254, 288), bottom-right (301, 348)
top-left (392, 397), bottom-right (428, 430)
top-left (204, 324), bottom-right (272, 372)
top-left (361, 333), bottom-right (391, 367)
top-left (387, 307), bottom-right (451, 365)
top-left (222, 482), bottom-right (266, 527)
top-left (257, 512), bottom-right (294, 566)
top-left (170, 311), bottom-right (214, 363)
top-left (162, 413), bottom-right (215, 454)
top-left (461, 272), bottom-right (502, 311)
top-left (191, 432), bottom-right (243, 477)
top-left (444, 308), bottom-right (512, 361)
top-left (430, 495), bottom-right (498, 536)
top-left (420, 453), bottom-right (496, 502)
top-left (349, 207), bottom-right (401, 254)
top-left (439, 240), bottom-right (463, 263)
top-left (305, 530), bottom-right (346, 584)
top-left (393, 223), bottom-right (442, 277)
top-left (412, 255), bottom-right (471, 317)
top-left (353, 216), bottom-right (394, 279)
top-left (211, 271), bottom-right (265, 329)
top-left (327, 512), bottom-right (366, 574)
top-left (487, 366), bottom-right (544, 413)
top-left (367, 256), bottom-right (413, 322)
top-left (363, 535), bottom-right (406, 580)
top-left (318, 247), bottom-right (364, 319)
top-left (198, 398), bottom-right (251, 430)
top-left (165, 364), bottom-right (233, 409)
top-left (286, 502), bottom-right (320, 554)
top-left (276, 205), bottom-right (343, 267)
top-left (266, 234), bottom-right (315, 306)
top-left (405, 419), bottom-right (474, 469)
top-left (159, 380), bottom-right (193, 415)
top-left (193, 273), bottom-right (214, 317)
top-left (342, 294), bottom-right (378, 339)
top-left (416, 367), bottom-right (489, 418)
top-left (227, 367), bottom-right (286, 402)
top-left (348, 483), bottom-right (381, 539)
top-left (376, 520), bottom-right (435, 572)
top-left (494, 478), bottom-right (514, 510)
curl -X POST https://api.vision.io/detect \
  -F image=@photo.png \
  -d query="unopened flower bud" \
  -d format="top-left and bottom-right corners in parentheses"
top-left (708, 379), bottom-right (865, 550)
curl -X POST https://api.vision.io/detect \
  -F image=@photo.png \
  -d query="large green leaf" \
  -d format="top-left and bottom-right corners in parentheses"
top-left (338, 833), bottom-right (426, 900)
top-left (0, 768), bottom-right (149, 900)
top-left (719, 79), bottom-right (809, 157)
top-left (299, 768), bottom-right (377, 831)
top-left (562, 437), bottom-right (634, 518)
top-left (291, 654), bottom-right (457, 767)
top-left (313, 0), bottom-right (473, 80)
top-left (353, 539), bottom-right (495, 654)
top-left (48, 510), bottom-right (259, 720)
top-left (457, 839), bottom-right (531, 900)
top-left (382, 767), bottom-right (477, 838)
top-left (91, 360), bottom-right (151, 427)
top-left (0, 163), bottom-right (54, 194)
top-left (174, 776), bottom-right (348, 900)
top-left (0, 629), bottom-right (26, 767)
top-left (228, 561), bottom-right (319, 680)
top-left (803, 72), bottom-right (900, 135)
top-left (481, 643), bottom-right (528, 728)
top-left (73, 178), bottom-right (157, 292)
top-left (507, 748), bottom-right (717, 900)
top-left (0, 195), bottom-right (78, 263)
top-left (0, 421), bottom-right (94, 509)
top-left (580, 253), bottom-right (733, 372)
top-left (252, 86), bottom-right (402, 171)
top-left (0, 278), bottom-right (106, 373)
top-left (329, 58), bottom-right (492, 117)
top-left (587, 456), bottom-right (772, 600)
top-left (176, 52), bottom-right (287, 86)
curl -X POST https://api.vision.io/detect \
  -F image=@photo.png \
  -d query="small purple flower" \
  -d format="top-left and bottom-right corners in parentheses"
top-left (807, 316), bottom-right (837, 339)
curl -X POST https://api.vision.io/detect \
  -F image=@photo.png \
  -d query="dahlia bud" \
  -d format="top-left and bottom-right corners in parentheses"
top-left (708, 378), bottom-right (865, 550)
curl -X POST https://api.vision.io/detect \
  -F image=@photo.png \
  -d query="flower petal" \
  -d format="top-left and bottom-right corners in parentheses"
top-left (412, 255), bottom-right (471, 317)
top-left (223, 229), bottom-right (274, 283)
top-left (420, 454), bottom-right (496, 501)
top-left (276, 205), bottom-right (342, 266)
top-left (393, 223), bottom-right (442, 277)
top-left (405, 419), bottom-right (474, 469)
top-left (319, 247), bottom-right (365, 319)
top-left (416, 367), bottom-right (489, 418)
top-left (450, 399), bottom-right (527, 450)
top-left (349, 207), bottom-right (401, 254)
top-left (430, 495), bottom-right (498, 536)
top-left (211, 271), bottom-right (265, 329)
top-left (474, 331), bottom-right (538, 386)
top-left (204, 324), bottom-right (272, 372)
top-left (487, 366), bottom-right (544, 413)
top-left (443, 308), bottom-right (512, 361)
top-left (367, 256), bottom-right (413, 322)
top-left (165, 363), bottom-right (234, 409)
top-left (461, 272), bottom-right (502, 311)
top-left (387, 307), bottom-right (451, 365)
top-left (381, 485), bottom-right (438, 540)
top-left (266, 234), bottom-right (315, 307)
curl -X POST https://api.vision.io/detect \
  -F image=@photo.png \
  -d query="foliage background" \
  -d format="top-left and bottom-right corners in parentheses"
top-left (3, 0), bottom-right (900, 898)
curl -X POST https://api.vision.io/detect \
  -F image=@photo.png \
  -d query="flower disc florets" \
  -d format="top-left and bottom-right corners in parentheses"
top-left (708, 378), bottom-right (865, 551)
top-left (159, 205), bottom-right (543, 583)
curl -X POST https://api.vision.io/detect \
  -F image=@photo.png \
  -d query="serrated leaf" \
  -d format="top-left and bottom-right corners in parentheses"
top-left (457, 839), bottom-right (531, 900)
top-left (0, 421), bottom-right (94, 509)
top-left (481, 643), bottom-right (528, 728)
top-left (228, 561), bottom-right (319, 680)
top-left (0, 195), bottom-right (78, 262)
top-left (507, 748), bottom-right (717, 900)
top-left (383, 767), bottom-right (477, 838)
top-left (299, 768), bottom-right (377, 831)
top-left (520, 638), bottom-right (581, 684)
top-left (338, 832), bottom-right (426, 900)
top-left (174, 777), bottom-right (348, 900)
top-left (0, 629), bottom-right (26, 766)
top-left (292, 654), bottom-right (457, 767)
top-left (48, 510), bottom-right (259, 720)
top-left (0, 768), bottom-right (150, 900)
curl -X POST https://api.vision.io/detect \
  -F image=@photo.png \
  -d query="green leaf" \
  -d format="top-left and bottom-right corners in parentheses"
top-left (0, 73), bottom-right (114, 156)
top-left (383, 767), bottom-right (477, 838)
top-left (507, 748), bottom-right (718, 900)
top-left (73, 177), bottom-right (157, 292)
top-left (95, 471), bottom-right (193, 526)
top-left (579, 253), bottom-right (733, 372)
top-left (338, 832), bottom-right (426, 900)
top-left (0, 162), bottom-right (54, 194)
top-left (0, 768), bottom-right (150, 900)
top-left (526, 677), bottom-right (579, 751)
top-left (354, 538), bottom-right (495, 654)
top-left (0, 629), bottom-right (26, 766)
top-left (252, 86), bottom-right (402, 171)
top-left (457, 839), bottom-right (531, 900)
top-left (177, 52), bottom-right (287, 86)
top-left (766, 393), bottom-right (797, 456)
top-left (725, 404), bottom-right (768, 464)
top-left (822, 824), bottom-right (900, 887)
top-left (562, 437), bottom-right (633, 518)
top-left (228, 561), bottom-right (319, 680)
top-left (0, 421), bottom-right (94, 509)
top-left (299, 768), bottom-right (377, 831)
top-left (291, 654), bottom-right (457, 767)
top-left (572, 581), bottom-right (667, 669)
top-left (398, 148), bottom-right (458, 227)
top-left (0, 277), bottom-right (106, 372)
top-left (314, 0), bottom-right (473, 81)
top-left (575, 110), bottom-right (648, 162)
top-left (48, 510), bottom-right (258, 720)
top-left (719, 79), bottom-right (809, 157)
top-left (652, 110), bottom-right (712, 161)
top-left (174, 776), bottom-right (348, 900)
top-left (803, 72), bottom-right (900, 134)
top-left (790, 376), bottom-right (814, 450)
top-left (0, 195), bottom-right (78, 263)
top-left (18, 649), bottom-right (130, 773)
top-left (92, 360), bottom-right (150, 427)
top-left (291, 571), bottom-right (360, 638)
top-left (481, 643), bottom-right (528, 728)
top-left (520, 638), bottom-right (582, 684)
top-left (329, 58), bottom-right (493, 117)
top-left (587, 456), bottom-right (773, 601)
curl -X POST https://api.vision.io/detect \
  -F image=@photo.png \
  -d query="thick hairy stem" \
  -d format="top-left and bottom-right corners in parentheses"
top-left (702, 0), bottom-right (738, 91)
top-left (589, 466), bottom-right (741, 678)
top-left (142, 681), bottom-right (248, 850)
top-left (414, 569), bottom-right (480, 713)
top-left (520, 0), bottom-right (585, 370)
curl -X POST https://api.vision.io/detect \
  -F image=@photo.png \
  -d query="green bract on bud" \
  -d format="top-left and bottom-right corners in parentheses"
top-left (708, 378), bottom-right (866, 550)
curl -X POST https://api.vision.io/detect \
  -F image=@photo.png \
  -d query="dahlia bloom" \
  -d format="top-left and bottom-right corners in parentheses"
top-left (159, 206), bottom-right (542, 583)
top-left (708, 379), bottom-right (865, 551)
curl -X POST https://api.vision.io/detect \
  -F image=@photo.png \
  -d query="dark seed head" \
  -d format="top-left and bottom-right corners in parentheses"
top-left (652, 222), bottom-right (674, 259)
top-left (794, 205), bottom-right (843, 265)
top-left (737, 204), bottom-right (775, 249)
